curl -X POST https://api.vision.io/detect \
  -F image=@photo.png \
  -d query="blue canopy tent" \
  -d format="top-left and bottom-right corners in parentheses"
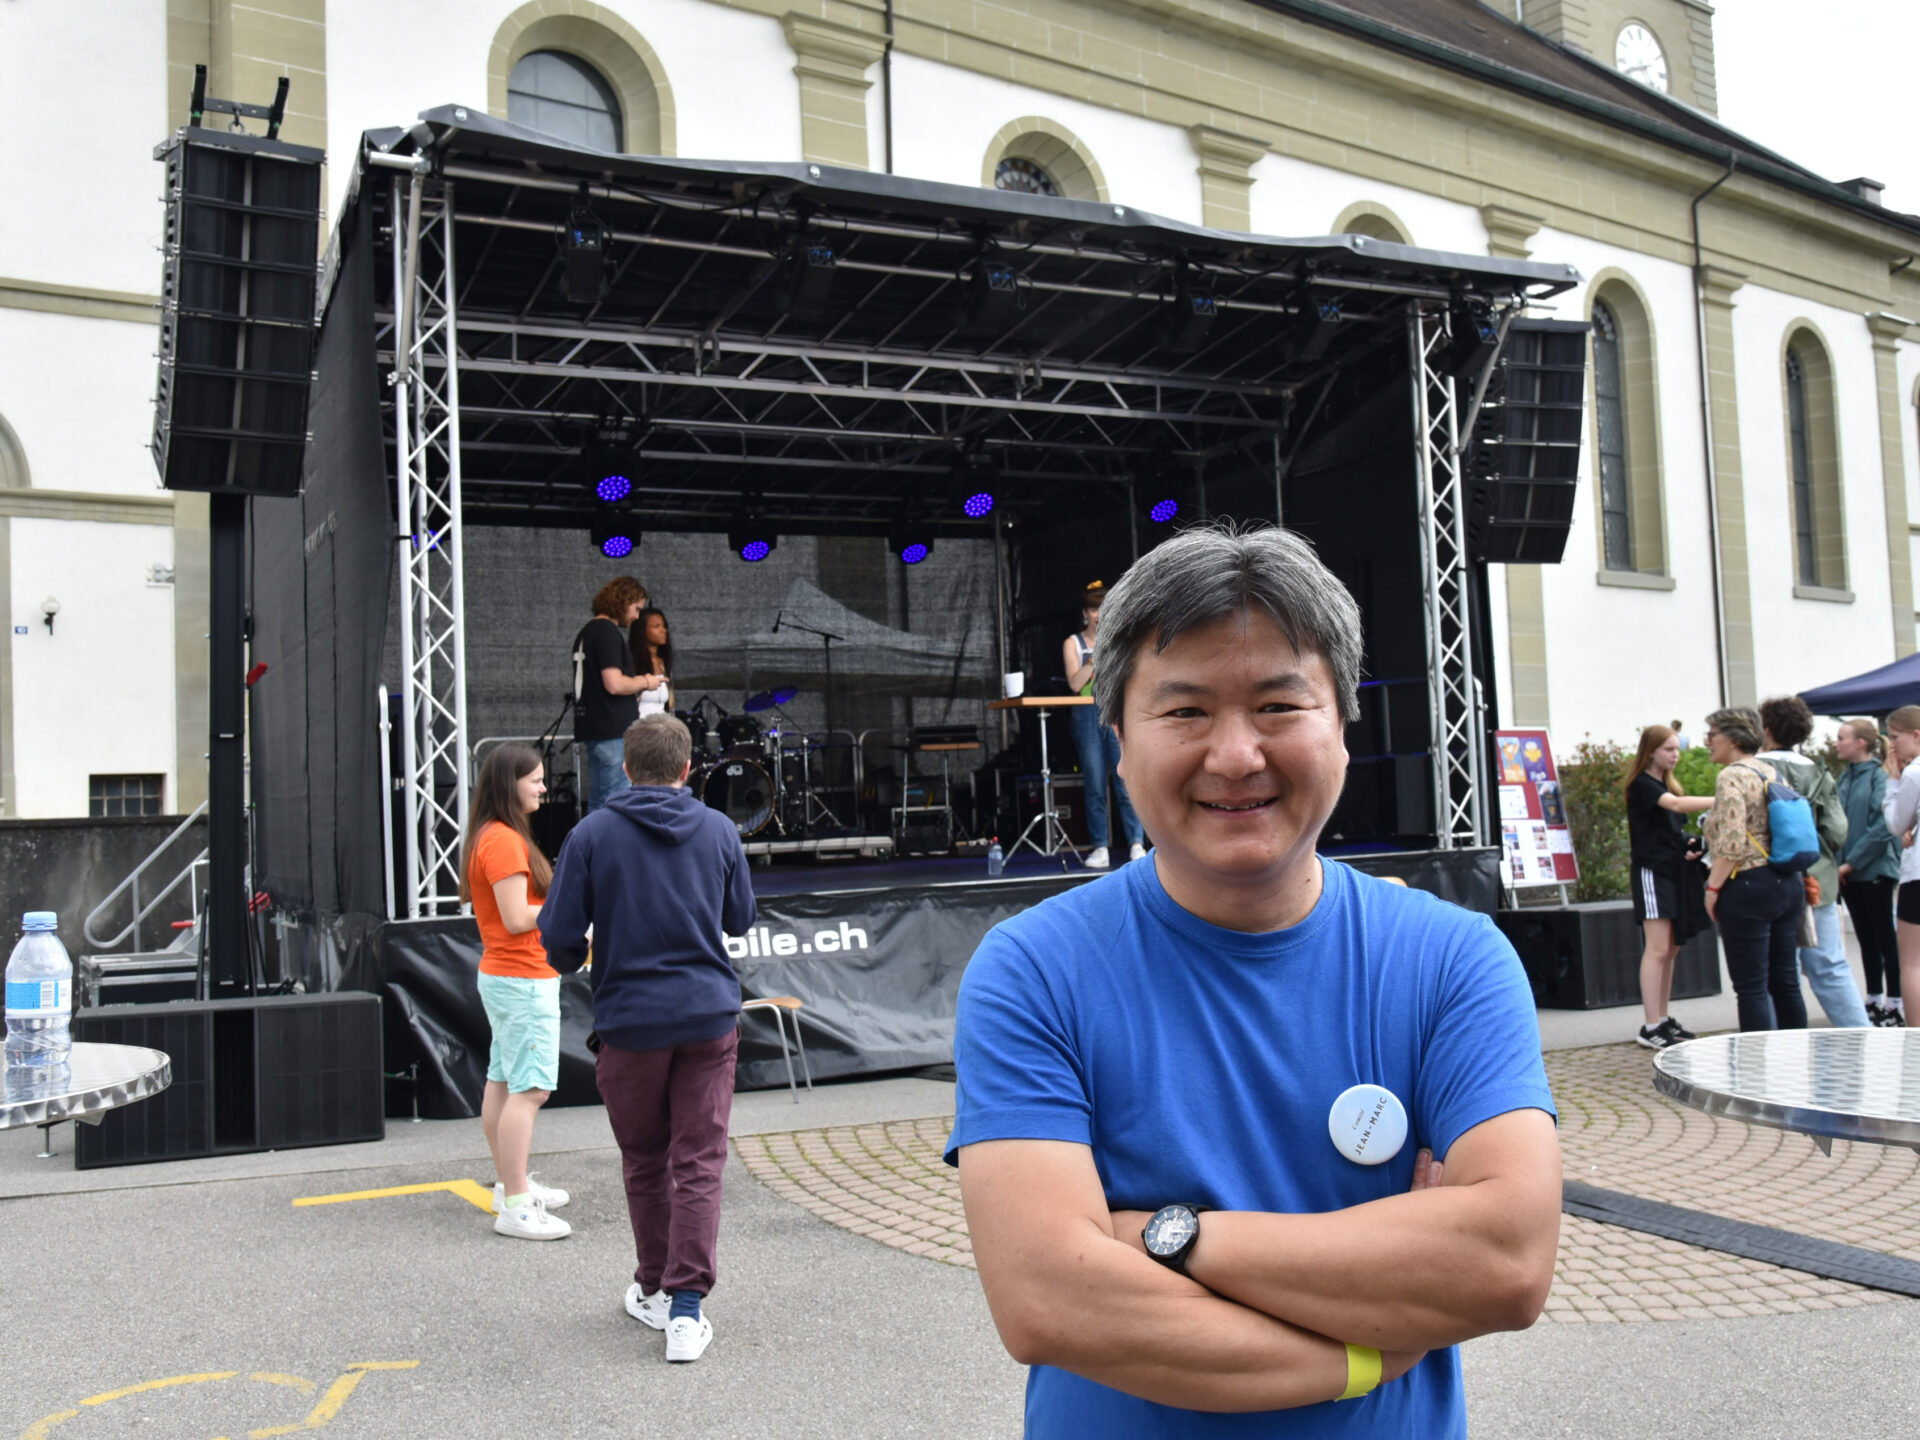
top-left (1799, 652), bottom-right (1920, 715)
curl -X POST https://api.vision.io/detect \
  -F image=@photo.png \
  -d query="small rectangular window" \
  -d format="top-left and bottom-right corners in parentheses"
top-left (89, 774), bottom-right (164, 818)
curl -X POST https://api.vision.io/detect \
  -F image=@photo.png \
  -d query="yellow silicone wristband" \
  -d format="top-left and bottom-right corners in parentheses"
top-left (1337, 1344), bottom-right (1382, 1401)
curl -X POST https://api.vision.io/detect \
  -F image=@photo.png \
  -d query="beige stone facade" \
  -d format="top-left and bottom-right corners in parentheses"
top-left (6, 0), bottom-right (1919, 815)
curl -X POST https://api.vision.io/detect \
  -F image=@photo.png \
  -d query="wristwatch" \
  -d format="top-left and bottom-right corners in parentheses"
top-left (1141, 1203), bottom-right (1209, 1276)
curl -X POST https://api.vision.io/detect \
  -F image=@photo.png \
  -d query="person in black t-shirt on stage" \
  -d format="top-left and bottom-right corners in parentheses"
top-left (1623, 723), bottom-right (1714, 1049)
top-left (574, 576), bottom-right (666, 812)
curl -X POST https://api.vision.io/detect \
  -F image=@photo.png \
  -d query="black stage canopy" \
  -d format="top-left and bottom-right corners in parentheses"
top-left (348, 107), bottom-right (1577, 540)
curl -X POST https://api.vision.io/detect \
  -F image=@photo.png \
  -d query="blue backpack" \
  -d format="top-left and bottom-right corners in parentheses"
top-left (1741, 762), bottom-right (1820, 873)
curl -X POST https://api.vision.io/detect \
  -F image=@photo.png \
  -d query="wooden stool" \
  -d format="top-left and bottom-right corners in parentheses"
top-left (742, 995), bottom-right (813, 1103)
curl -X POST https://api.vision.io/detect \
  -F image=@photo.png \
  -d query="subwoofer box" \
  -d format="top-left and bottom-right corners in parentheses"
top-left (1497, 902), bottom-right (1722, 1010)
top-left (72, 993), bottom-right (384, 1168)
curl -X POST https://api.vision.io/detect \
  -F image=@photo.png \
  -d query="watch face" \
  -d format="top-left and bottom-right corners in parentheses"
top-left (1144, 1206), bottom-right (1197, 1256)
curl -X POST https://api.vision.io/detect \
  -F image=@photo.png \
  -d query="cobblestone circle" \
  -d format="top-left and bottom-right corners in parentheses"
top-left (733, 1043), bottom-right (1920, 1322)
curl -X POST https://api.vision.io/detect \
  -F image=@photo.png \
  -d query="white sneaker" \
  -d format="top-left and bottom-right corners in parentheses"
top-left (1128, 843), bottom-right (1148, 862)
top-left (665, 1313), bottom-right (713, 1362)
top-left (492, 1175), bottom-right (570, 1213)
top-left (493, 1194), bottom-right (572, 1240)
top-left (1083, 846), bottom-right (1110, 870)
top-left (625, 1284), bottom-right (670, 1330)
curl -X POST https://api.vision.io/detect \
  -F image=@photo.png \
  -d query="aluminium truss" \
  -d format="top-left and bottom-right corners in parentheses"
top-left (388, 173), bottom-right (470, 917)
top-left (1409, 304), bottom-right (1485, 850)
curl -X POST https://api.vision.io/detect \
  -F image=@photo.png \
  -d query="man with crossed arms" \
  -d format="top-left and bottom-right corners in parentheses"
top-left (946, 526), bottom-right (1560, 1436)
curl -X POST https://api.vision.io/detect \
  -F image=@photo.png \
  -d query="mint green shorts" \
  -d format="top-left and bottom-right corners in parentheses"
top-left (478, 974), bottom-right (561, 1093)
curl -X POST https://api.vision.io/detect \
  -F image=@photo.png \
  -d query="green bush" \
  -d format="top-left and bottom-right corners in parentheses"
top-left (1670, 746), bottom-right (1721, 834)
top-left (1559, 739), bottom-right (1631, 902)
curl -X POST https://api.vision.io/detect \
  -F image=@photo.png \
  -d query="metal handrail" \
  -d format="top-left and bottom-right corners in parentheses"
top-left (82, 801), bottom-right (210, 953)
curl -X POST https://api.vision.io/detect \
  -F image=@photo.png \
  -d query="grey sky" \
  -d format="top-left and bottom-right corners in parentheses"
top-left (1712, 0), bottom-right (1919, 215)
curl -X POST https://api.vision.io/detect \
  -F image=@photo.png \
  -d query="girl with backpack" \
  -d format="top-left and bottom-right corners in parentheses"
top-left (1700, 706), bottom-right (1808, 1032)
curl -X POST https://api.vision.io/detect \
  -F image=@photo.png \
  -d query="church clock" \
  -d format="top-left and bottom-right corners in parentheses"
top-left (1615, 23), bottom-right (1669, 93)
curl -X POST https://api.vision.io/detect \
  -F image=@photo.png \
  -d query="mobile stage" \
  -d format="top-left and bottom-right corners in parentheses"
top-left (251, 111), bottom-right (1582, 1114)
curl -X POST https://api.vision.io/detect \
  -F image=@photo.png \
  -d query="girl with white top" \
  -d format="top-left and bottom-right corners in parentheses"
top-left (631, 607), bottom-right (674, 720)
top-left (1879, 703), bottom-right (1920, 1019)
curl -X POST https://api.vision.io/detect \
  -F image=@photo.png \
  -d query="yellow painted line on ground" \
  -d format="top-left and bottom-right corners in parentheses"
top-left (292, 1178), bottom-right (495, 1212)
top-left (81, 1371), bottom-right (241, 1405)
top-left (21, 1363), bottom-right (420, 1440)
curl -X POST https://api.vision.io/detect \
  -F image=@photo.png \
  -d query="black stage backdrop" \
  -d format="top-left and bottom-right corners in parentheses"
top-left (368, 849), bottom-right (1497, 1117)
top-left (251, 195), bottom-right (394, 989)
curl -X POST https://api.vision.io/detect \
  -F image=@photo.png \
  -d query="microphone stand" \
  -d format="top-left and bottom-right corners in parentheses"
top-left (768, 615), bottom-right (844, 749)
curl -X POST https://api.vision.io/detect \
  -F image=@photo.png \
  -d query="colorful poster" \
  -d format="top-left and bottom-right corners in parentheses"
top-left (1493, 728), bottom-right (1579, 886)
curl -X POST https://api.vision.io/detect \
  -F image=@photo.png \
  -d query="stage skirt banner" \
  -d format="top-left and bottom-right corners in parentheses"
top-left (370, 873), bottom-right (1087, 1117)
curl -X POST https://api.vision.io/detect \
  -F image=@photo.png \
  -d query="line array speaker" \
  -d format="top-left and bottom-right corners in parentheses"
top-left (152, 128), bottom-right (323, 496)
top-left (1464, 318), bottom-right (1589, 564)
top-left (73, 993), bottom-right (383, 1168)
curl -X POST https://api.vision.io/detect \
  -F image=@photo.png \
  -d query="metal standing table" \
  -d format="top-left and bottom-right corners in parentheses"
top-left (989, 695), bottom-right (1095, 861)
top-left (1, 1042), bottom-right (172, 1158)
top-left (1653, 1029), bottom-right (1920, 1156)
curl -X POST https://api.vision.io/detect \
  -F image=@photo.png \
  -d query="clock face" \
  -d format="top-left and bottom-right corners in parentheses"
top-left (1615, 23), bottom-right (1669, 93)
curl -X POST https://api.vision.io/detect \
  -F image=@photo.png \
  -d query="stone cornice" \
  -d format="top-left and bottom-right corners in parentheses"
top-left (0, 488), bottom-right (175, 525)
top-left (782, 12), bottom-right (888, 84)
top-left (0, 276), bottom-right (159, 325)
top-left (1867, 312), bottom-right (1916, 350)
top-left (1188, 124), bottom-right (1271, 174)
top-left (1699, 265), bottom-right (1749, 307)
top-left (1481, 204), bottom-right (1545, 260)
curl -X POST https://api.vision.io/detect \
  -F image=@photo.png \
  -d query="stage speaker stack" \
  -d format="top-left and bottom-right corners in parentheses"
top-left (152, 125), bottom-right (323, 496)
top-left (72, 994), bottom-right (384, 1169)
top-left (1463, 318), bottom-right (1589, 564)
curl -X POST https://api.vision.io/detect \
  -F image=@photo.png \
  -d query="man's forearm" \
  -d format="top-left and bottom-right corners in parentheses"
top-left (1181, 1184), bottom-right (1555, 1350)
top-left (992, 1218), bottom-right (1359, 1413)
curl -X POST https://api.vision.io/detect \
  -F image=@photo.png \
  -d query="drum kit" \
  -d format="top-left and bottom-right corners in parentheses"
top-left (677, 687), bottom-right (844, 839)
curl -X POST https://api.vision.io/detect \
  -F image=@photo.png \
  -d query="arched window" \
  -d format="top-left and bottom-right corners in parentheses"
top-left (508, 51), bottom-right (622, 152)
top-left (1786, 349), bottom-right (1816, 585)
top-left (1332, 204), bottom-right (1411, 245)
top-left (994, 157), bottom-right (1059, 197)
top-left (1592, 301), bottom-right (1631, 571)
top-left (1783, 330), bottom-right (1845, 593)
top-left (1586, 279), bottom-right (1667, 578)
top-left (981, 119), bottom-right (1107, 202)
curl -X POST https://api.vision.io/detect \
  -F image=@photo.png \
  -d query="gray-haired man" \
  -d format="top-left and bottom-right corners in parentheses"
top-left (945, 525), bottom-right (1559, 1436)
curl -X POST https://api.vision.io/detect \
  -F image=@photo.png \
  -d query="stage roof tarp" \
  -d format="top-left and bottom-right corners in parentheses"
top-left (1800, 653), bottom-right (1920, 716)
top-left (340, 108), bottom-right (1579, 538)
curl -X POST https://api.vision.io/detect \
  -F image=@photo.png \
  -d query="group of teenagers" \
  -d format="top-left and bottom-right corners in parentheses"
top-left (1624, 696), bottom-right (1920, 1044)
top-left (463, 574), bottom-right (754, 1366)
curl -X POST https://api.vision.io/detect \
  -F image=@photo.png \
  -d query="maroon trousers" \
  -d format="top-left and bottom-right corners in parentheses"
top-left (595, 1027), bottom-right (738, 1295)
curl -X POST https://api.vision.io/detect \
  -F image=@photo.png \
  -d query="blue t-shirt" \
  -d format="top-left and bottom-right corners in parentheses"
top-left (945, 856), bottom-right (1555, 1438)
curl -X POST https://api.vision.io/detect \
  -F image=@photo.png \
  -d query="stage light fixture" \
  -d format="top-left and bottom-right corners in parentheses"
top-left (889, 522), bottom-right (934, 566)
top-left (595, 473), bottom-right (632, 504)
top-left (1162, 270), bottom-right (1219, 355)
top-left (729, 515), bottom-right (777, 562)
top-left (562, 188), bottom-right (610, 305)
top-left (784, 237), bottom-right (837, 319)
top-left (1149, 497), bottom-right (1179, 524)
top-left (949, 447), bottom-right (997, 519)
top-left (1292, 294), bottom-right (1343, 362)
top-left (591, 512), bottom-right (640, 559)
top-left (962, 490), bottom-right (994, 519)
top-left (956, 256), bottom-right (1020, 337)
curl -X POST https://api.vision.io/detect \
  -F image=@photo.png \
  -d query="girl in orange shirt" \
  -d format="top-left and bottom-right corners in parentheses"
top-left (461, 744), bottom-right (571, 1240)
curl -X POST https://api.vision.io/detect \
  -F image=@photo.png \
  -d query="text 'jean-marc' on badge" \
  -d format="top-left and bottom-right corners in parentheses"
top-left (1328, 1083), bottom-right (1408, 1165)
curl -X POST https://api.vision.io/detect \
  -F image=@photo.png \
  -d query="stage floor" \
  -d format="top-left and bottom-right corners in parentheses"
top-left (746, 850), bottom-right (1097, 899)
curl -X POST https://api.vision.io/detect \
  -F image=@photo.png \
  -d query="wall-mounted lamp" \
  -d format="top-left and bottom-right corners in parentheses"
top-left (40, 596), bottom-right (60, 635)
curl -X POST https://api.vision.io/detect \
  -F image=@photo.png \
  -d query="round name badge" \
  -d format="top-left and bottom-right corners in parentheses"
top-left (1328, 1083), bottom-right (1408, 1166)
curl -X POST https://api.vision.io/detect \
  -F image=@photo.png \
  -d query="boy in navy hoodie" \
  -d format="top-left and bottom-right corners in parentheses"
top-left (540, 712), bottom-right (756, 1364)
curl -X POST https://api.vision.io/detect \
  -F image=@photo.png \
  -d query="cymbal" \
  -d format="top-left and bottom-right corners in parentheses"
top-left (743, 686), bottom-right (800, 713)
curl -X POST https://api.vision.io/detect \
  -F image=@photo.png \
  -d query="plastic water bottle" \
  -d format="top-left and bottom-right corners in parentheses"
top-left (5, 912), bottom-right (72, 1082)
top-left (986, 838), bottom-right (1004, 877)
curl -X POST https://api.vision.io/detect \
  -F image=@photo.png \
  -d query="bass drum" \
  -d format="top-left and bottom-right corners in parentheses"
top-left (697, 756), bottom-right (774, 837)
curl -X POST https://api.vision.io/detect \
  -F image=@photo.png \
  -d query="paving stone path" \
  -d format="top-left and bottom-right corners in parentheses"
top-left (733, 1043), bottom-right (1920, 1322)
